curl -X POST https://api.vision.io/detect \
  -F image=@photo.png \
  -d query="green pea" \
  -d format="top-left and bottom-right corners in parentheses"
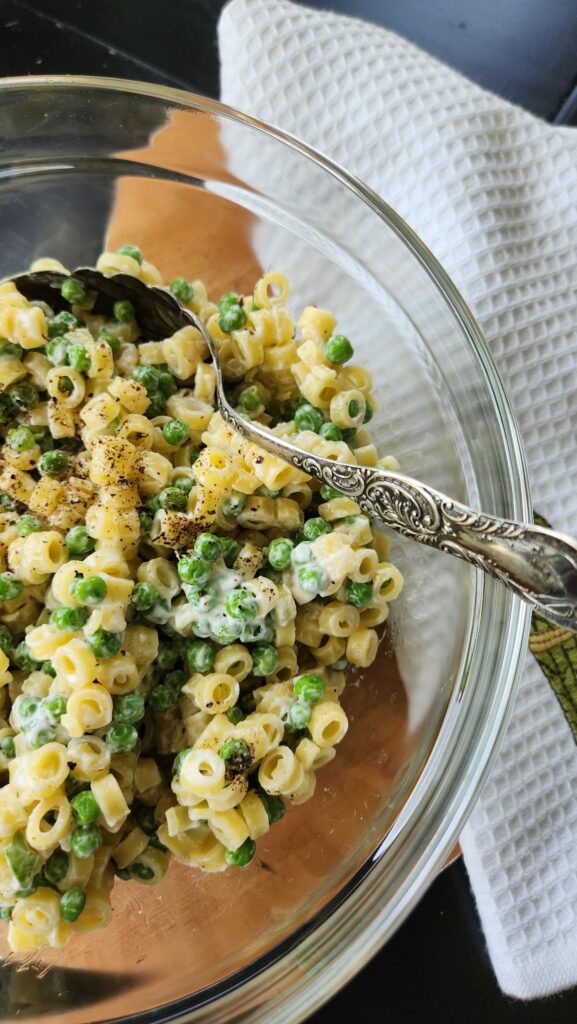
top-left (70, 575), bottom-right (108, 606)
top-left (12, 640), bottom-right (38, 670)
top-left (186, 582), bottom-right (218, 612)
top-left (0, 339), bottom-right (21, 359)
top-left (44, 694), bottom-right (67, 721)
top-left (171, 749), bottom-right (191, 779)
top-left (192, 533), bottom-right (221, 564)
top-left (170, 277), bottom-right (193, 302)
top-left (238, 385), bottom-right (261, 411)
top-left (39, 450), bottom-right (68, 478)
top-left (218, 292), bottom-right (238, 310)
top-left (226, 587), bottom-right (258, 621)
top-left (65, 525), bottom-right (95, 557)
top-left (320, 485), bottom-right (342, 501)
top-left (113, 691), bottom-right (145, 725)
top-left (47, 310), bottom-right (79, 338)
top-left (67, 344), bottom-right (90, 374)
top-left (0, 393), bottom-right (15, 423)
top-left (294, 673), bottom-right (325, 704)
top-left (131, 862), bottom-right (155, 881)
top-left (319, 422), bottom-right (343, 441)
top-left (15, 514), bottom-right (42, 537)
top-left (148, 684), bottom-right (179, 711)
top-left (156, 372), bottom-right (176, 401)
top-left (188, 448), bottom-right (200, 465)
top-left (42, 661), bottom-right (57, 677)
top-left (226, 706), bottom-right (244, 725)
top-left (325, 334), bottom-right (353, 364)
top-left (291, 541), bottom-right (313, 566)
top-left (266, 537), bottom-right (293, 570)
top-left (303, 517), bottom-right (332, 540)
top-left (45, 337), bottom-right (70, 366)
top-left (341, 427), bottom-right (358, 441)
top-left (65, 776), bottom-right (90, 800)
top-left (344, 579), bottom-right (374, 608)
top-left (211, 619), bottom-right (242, 644)
top-left (186, 639), bottom-right (216, 674)
top-left (224, 837), bottom-right (256, 867)
top-left (113, 300), bottom-right (135, 323)
top-left (139, 510), bottom-right (154, 536)
top-left (43, 848), bottom-right (69, 884)
top-left (177, 555), bottom-right (211, 587)
top-left (6, 426), bottom-right (35, 452)
top-left (61, 277), bottom-right (87, 304)
top-left (221, 537), bottom-right (241, 568)
top-left (169, 477), bottom-right (191, 499)
top-left (97, 329), bottom-right (121, 356)
top-left (162, 418), bottom-right (190, 446)
top-left (298, 565), bottom-right (327, 594)
top-left (158, 486), bottom-right (188, 511)
top-left (251, 643), bottom-right (279, 677)
top-left (219, 738), bottom-right (251, 771)
top-left (69, 823), bottom-right (101, 864)
top-left (9, 383), bottom-right (39, 410)
top-left (71, 790), bottom-right (100, 825)
top-left (50, 606), bottom-right (89, 631)
top-left (132, 364), bottom-right (158, 392)
top-left (60, 886), bottom-right (86, 922)
top-left (106, 722), bottom-right (138, 752)
top-left (241, 618), bottom-right (274, 644)
top-left (29, 727), bottom-right (56, 749)
top-left (57, 375), bottom-right (74, 396)
top-left (86, 629), bottom-right (122, 659)
top-left (17, 694), bottom-right (41, 722)
top-left (219, 303), bottom-right (247, 334)
top-left (294, 403), bottom-right (324, 433)
top-left (286, 699), bottom-right (312, 730)
top-left (5, 832), bottom-right (40, 889)
top-left (260, 792), bottom-right (286, 824)
top-left (0, 492), bottom-right (18, 511)
top-left (131, 581), bottom-right (158, 613)
top-left (0, 735), bottom-right (15, 760)
top-left (363, 401), bottom-right (373, 424)
top-left (0, 906), bottom-right (12, 921)
top-left (221, 492), bottom-right (247, 518)
top-left (117, 244), bottom-right (143, 265)
top-left (0, 624), bottom-right (12, 655)
top-left (156, 641), bottom-right (180, 672)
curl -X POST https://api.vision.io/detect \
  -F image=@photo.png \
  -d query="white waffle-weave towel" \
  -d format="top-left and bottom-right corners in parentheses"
top-left (218, 0), bottom-right (577, 1000)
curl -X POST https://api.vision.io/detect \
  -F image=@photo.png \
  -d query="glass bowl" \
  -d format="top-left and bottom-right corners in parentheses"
top-left (0, 77), bottom-right (531, 1024)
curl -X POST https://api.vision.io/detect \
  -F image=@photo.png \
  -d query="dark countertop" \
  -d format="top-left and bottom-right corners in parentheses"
top-left (2, 1), bottom-right (577, 1021)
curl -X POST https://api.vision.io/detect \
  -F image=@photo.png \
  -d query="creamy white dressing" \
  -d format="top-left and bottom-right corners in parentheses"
top-left (170, 566), bottom-right (273, 643)
top-left (284, 535), bottom-right (351, 605)
top-left (10, 697), bottom-right (57, 748)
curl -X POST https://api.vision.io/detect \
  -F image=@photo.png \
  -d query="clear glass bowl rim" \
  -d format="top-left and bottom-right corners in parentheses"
top-left (0, 75), bottom-right (532, 1024)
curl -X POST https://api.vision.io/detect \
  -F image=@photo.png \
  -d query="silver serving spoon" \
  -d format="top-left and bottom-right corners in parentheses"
top-left (14, 267), bottom-right (577, 632)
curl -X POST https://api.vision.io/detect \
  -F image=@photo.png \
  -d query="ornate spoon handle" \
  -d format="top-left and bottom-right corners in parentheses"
top-left (218, 406), bottom-right (577, 631)
top-left (15, 268), bottom-right (577, 632)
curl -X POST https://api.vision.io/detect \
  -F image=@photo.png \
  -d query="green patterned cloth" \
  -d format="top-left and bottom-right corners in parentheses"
top-left (530, 615), bottom-right (577, 741)
top-left (530, 513), bottom-right (577, 742)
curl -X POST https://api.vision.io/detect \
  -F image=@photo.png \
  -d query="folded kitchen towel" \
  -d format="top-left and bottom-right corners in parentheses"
top-left (219, 0), bottom-right (577, 1000)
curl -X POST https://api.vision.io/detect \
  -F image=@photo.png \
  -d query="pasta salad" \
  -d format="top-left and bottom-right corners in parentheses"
top-left (0, 247), bottom-right (403, 952)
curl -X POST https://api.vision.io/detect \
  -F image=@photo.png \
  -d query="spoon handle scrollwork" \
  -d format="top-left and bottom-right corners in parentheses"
top-left (217, 404), bottom-right (577, 632)
top-left (15, 268), bottom-right (577, 633)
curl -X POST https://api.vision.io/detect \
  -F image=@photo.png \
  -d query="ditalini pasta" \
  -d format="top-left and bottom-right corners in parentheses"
top-left (0, 249), bottom-right (403, 951)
